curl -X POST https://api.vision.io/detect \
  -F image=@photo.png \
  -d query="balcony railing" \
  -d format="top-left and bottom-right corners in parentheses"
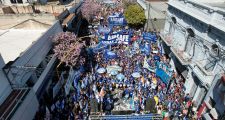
top-left (195, 61), bottom-right (214, 76)
top-left (192, 65), bottom-right (212, 88)
top-left (170, 47), bottom-right (191, 65)
top-left (160, 31), bottom-right (173, 46)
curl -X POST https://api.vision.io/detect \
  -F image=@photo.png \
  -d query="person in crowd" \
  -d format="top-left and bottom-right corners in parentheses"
top-left (43, 6), bottom-right (192, 120)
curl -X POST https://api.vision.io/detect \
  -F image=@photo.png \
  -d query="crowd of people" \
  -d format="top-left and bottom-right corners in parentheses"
top-left (35, 2), bottom-right (199, 120)
top-left (44, 33), bottom-right (196, 120)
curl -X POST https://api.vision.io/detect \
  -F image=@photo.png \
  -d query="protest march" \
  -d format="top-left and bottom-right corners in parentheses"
top-left (38, 1), bottom-right (196, 120)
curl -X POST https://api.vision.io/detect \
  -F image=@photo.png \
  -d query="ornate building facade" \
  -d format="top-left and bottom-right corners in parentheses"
top-left (161, 0), bottom-right (225, 119)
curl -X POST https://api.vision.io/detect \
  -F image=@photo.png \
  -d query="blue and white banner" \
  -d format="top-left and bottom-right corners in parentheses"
top-left (142, 32), bottom-right (157, 42)
top-left (100, 32), bottom-right (131, 44)
top-left (158, 41), bottom-right (165, 55)
top-left (99, 29), bottom-right (132, 44)
top-left (112, 12), bottom-right (123, 17)
top-left (108, 16), bottom-right (127, 26)
top-left (155, 62), bottom-right (173, 84)
top-left (98, 26), bottom-right (111, 34)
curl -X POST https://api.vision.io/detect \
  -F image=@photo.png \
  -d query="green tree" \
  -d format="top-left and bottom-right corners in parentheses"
top-left (124, 4), bottom-right (146, 28)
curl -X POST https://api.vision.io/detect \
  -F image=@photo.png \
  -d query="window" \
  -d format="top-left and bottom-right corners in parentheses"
top-left (10, 0), bottom-right (16, 3)
top-left (17, 0), bottom-right (23, 3)
top-left (10, 0), bottom-right (23, 4)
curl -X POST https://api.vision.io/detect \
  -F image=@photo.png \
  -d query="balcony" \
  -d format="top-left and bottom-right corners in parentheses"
top-left (170, 47), bottom-right (191, 65)
top-left (169, 0), bottom-right (225, 32)
top-left (192, 62), bottom-right (214, 86)
top-left (160, 32), bottom-right (173, 46)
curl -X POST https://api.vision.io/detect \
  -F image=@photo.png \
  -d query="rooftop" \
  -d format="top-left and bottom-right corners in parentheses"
top-left (205, 2), bottom-right (225, 9)
top-left (0, 19), bottom-right (50, 64)
top-left (190, 0), bottom-right (225, 10)
top-left (0, 29), bottom-right (47, 63)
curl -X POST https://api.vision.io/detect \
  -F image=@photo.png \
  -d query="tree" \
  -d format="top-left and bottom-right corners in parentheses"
top-left (124, 4), bottom-right (146, 28)
top-left (52, 32), bottom-right (85, 66)
top-left (81, 0), bottom-right (101, 22)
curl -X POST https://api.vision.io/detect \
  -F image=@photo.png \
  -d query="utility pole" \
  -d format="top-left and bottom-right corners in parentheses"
top-left (146, 2), bottom-right (150, 31)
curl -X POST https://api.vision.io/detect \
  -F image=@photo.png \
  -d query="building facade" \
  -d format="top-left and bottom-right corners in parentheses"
top-left (161, 0), bottom-right (225, 119)
top-left (0, 2), bottom-right (82, 119)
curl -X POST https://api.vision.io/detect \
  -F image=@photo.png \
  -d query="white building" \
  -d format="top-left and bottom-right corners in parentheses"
top-left (0, 21), bottom-right (62, 120)
top-left (161, 0), bottom-right (225, 119)
top-left (0, 2), bottom-right (82, 119)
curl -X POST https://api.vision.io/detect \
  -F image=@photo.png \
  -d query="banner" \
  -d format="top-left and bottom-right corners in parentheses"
top-left (98, 26), bottom-right (111, 34)
top-left (108, 16), bottom-right (127, 26)
top-left (155, 62), bottom-right (173, 84)
top-left (92, 42), bottom-right (109, 53)
top-left (99, 30), bottom-right (132, 44)
top-left (143, 56), bottom-right (155, 73)
top-left (102, 33), bottom-right (130, 44)
top-left (112, 12), bottom-right (123, 17)
top-left (142, 32), bottom-right (157, 42)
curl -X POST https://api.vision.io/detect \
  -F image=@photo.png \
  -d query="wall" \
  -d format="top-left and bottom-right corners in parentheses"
top-left (33, 56), bottom-right (57, 97)
top-left (0, 54), bottom-right (12, 105)
top-left (0, 71), bottom-right (12, 105)
top-left (0, 54), bottom-right (5, 68)
top-left (0, 4), bottom-right (67, 14)
top-left (204, 74), bottom-right (225, 119)
top-left (0, 14), bottom-right (56, 29)
top-left (7, 21), bottom-right (62, 87)
top-left (162, 0), bottom-right (225, 110)
top-left (11, 89), bottom-right (39, 120)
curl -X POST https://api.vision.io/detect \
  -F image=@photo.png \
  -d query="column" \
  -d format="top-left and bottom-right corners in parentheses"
top-left (184, 70), bottom-right (197, 97)
top-left (193, 86), bottom-right (206, 107)
top-left (184, 71), bottom-right (197, 96)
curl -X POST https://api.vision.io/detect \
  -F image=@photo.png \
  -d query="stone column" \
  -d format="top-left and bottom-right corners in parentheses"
top-left (192, 85), bottom-right (206, 108)
top-left (184, 68), bottom-right (197, 97)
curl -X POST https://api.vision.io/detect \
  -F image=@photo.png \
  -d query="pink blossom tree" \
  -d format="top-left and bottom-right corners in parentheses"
top-left (81, 0), bottom-right (101, 22)
top-left (52, 32), bottom-right (85, 66)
